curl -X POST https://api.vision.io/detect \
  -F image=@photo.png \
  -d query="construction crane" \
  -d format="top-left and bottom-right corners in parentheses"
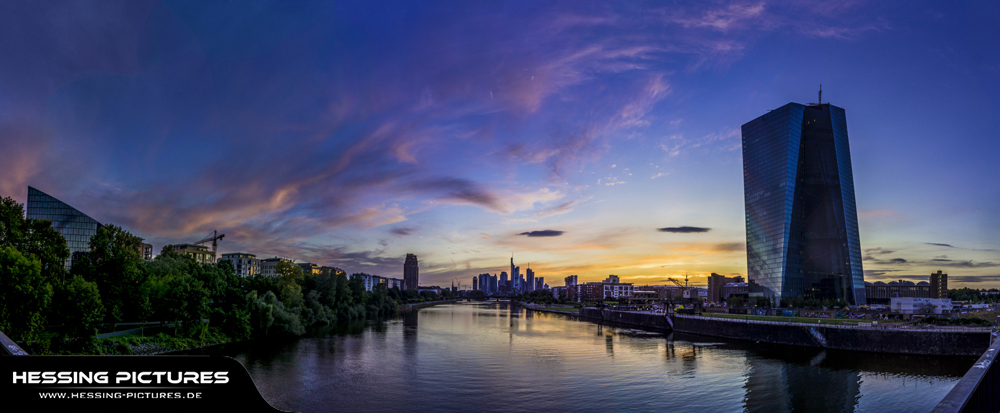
top-left (667, 274), bottom-right (692, 301)
top-left (193, 230), bottom-right (225, 261)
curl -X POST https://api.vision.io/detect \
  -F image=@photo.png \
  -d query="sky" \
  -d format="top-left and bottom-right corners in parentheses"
top-left (1, 1), bottom-right (998, 289)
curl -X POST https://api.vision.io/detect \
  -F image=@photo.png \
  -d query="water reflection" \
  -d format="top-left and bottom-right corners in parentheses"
top-left (186, 301), bottom-right (974, 413)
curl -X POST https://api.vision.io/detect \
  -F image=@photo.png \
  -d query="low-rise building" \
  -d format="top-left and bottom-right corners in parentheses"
top-left (890, 297), bottom-right (952, 315)
top-left (170, 243), bottom-right (215, 265)
top-left (260, 257), bottom-right (293, 277)
top-left (866, 280), bottom-right (933, 305)
top-left (220, 252), bottom-right (260, 277)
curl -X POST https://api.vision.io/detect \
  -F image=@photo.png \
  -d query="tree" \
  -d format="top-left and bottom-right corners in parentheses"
top-left (0, 196), bottom-right (69, 281)
top-left (73, 224), bottom-right (148, 323)
top-left (54, 275), bottom-right (104, 338)
top-left (726, 296), bottom-right (745, 308)
top-left (276, 261), bottom-right (304, 309)
top-left (0, 246), bottom-right (53, 344)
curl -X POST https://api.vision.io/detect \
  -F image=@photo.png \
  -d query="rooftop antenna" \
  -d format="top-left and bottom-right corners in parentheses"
top-left (818, 84), bottom-right (822, 105)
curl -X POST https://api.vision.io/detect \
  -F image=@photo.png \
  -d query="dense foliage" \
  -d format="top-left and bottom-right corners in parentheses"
top-left (949, 288), bottom-right (1000, 303)
top-left (0, 195), bottom-right (443, 354)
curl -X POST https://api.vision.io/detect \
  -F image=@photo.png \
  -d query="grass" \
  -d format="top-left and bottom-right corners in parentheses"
top-left (697, 312), bottom-right (905, 326)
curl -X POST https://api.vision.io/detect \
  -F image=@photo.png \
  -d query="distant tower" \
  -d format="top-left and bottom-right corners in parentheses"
top-left (510, 255), bottom-right (515, 290)
top-left (526, 267), bottom-right (535, 292)
top-left (404, 253), bottom-right (419, 290)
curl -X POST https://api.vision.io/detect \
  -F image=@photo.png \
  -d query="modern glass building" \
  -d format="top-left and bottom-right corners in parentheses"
top-left (25, 186), bottom-right (102, 270)
top-left (741, 103), bottom-right (866, 305)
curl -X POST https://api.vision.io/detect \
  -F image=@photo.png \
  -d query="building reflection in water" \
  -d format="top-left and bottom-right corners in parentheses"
top-left (743, 347), bottom-right (860, 413)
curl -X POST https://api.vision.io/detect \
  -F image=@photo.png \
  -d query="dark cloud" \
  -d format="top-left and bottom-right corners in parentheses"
top-left (935, 261), bottom-right (1000, 268)
top-left (658, 226), bottom-right (710, 233)
top-left (863, 247), bottom-right (894, 255)
top-left (926, 243), bottom-right (955, 248)
top-left (890, 258), bottom-right (907, 264)
top-left (712, 242), bottom-right (744, 252)
top-left (946, 275), bottom-right (1000, 284)
top-left (924, 243), bottom-right (997, 252)
top-left (518, 230), bottom-right (564, 237)
top-left (390, 227), bottom-right (415, 236)
top-left (931, 258), bottom-right (952, 262)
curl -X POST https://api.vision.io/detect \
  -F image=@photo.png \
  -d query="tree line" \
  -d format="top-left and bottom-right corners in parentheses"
top-left (0, 196), bottom-right (446, 353)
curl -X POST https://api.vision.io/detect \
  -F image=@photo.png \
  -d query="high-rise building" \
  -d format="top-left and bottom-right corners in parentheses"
top-left (472, 276), bottom-right (478, 291)
top-left (404, 253), bottom-right (419, 290)
top-left (25, 186), bottom-right (103, 270)
top-left (526, 268), bottom-right (535, 292)
top-left (929, 271), bottom-right (948, 299)
top-left (707, 273), bottom-right (745, 304)
top-left (742, 101), bottom-right (865, 305)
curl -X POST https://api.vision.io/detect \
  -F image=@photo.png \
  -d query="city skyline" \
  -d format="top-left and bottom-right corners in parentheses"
top-left (1, 2), bottom-right (998, 288)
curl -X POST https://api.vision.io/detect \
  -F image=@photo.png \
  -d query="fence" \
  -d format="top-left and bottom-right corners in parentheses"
top-left (932, 329), bottom-right (1000, 413)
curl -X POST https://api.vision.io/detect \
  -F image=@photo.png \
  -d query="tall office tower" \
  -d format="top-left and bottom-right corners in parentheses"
top-left (500, 271), bottom-right (508, 291)
top-left (404, 253), bottom-right (419, 290)
top-left (25, 186), bottom-right (103, 270)
top-left (742, 101), bottom-right (865, 305)
top-left (536, 277), bottom-right (544, 290)
top-left (526, 268), bottom-right (535, 292)
top-left (565, 275), bottom-right (578, 287)
top-left (472, 276), bottom-right (478, 291)
top-left (510, 257), bottom-right (516, 291)
top-left (490, 274), bottom-right (498, 294)
top-left (514, 266), bottom-right (521, 291)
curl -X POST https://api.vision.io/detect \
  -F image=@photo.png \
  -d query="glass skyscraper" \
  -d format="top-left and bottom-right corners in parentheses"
top-left (25, 186), bottom-right (102, 270)
top-left (741, 103), bottom-right (866, 305)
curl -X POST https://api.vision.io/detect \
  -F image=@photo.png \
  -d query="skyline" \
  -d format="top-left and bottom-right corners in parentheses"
top-left (1, 1), bottom-right (998, 288)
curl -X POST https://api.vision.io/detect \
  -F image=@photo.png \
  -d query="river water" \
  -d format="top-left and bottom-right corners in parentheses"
top-left (201, 301), bottom-right (975, 412)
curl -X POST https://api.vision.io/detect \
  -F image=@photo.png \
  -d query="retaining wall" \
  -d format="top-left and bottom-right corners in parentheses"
top-left (672, 316), bottom-right (990, 356)
top-left (578, 308), bottom-right (673, 332)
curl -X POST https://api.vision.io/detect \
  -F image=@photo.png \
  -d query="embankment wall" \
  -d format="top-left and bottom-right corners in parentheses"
top-left (578, 308), bottom-right (673, 332)
top-left (671, 316), bottom-right (990, 356)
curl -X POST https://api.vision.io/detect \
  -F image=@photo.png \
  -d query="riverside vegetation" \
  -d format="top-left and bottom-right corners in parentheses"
top-left (0, 196), bottom-right (452, 355)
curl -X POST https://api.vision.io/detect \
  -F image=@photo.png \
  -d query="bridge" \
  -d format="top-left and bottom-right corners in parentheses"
top-left (932, 331), bottom-right (1000, 413)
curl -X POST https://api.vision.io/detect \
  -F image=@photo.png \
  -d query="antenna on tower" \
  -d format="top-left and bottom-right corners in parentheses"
top-left (818, 84), bottom-right (822, 105)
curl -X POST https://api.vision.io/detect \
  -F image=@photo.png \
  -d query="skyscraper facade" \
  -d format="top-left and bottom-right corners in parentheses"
top-left (25, 186), bottom-right (102, 270)
top-left (404, 253), bottom-right (419, 290)
top-left (742, 102), bottom-right (866, 305)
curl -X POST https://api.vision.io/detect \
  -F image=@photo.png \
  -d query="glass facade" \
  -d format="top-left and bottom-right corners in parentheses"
top-left (25, 186), bottom-right (102, 270)
top-left (742, 103), bottom-right (866, 305)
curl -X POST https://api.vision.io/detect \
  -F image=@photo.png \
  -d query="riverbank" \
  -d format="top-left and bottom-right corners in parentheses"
top-left (397, 298), bottom-right (461, 312)
top-left (519, 302), bottom-right (580, 316)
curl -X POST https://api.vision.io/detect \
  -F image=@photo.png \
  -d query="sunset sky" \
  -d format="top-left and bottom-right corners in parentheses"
top-left (1, 1), bottom-right (998, 288)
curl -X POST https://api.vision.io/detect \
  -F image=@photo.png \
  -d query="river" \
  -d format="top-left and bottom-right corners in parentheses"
top-left (195, 301), bottom-right (975, 412)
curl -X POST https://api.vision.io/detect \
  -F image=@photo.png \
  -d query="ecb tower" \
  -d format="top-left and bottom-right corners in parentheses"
top-left (741, 101), bottom-right (866, 305)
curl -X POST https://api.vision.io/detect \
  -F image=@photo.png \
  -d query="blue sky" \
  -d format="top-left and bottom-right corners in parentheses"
top-left (1, 1), bottom-right (998, 288)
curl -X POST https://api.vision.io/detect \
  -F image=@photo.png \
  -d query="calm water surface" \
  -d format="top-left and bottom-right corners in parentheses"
top-left (204, 301), bottom-right (975, 412)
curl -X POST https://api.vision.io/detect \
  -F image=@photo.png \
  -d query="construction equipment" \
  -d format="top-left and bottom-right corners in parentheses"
top-left (668, 274), bottom-right (694, 301)
top-left (193, 230), bottom-right (225, 261)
